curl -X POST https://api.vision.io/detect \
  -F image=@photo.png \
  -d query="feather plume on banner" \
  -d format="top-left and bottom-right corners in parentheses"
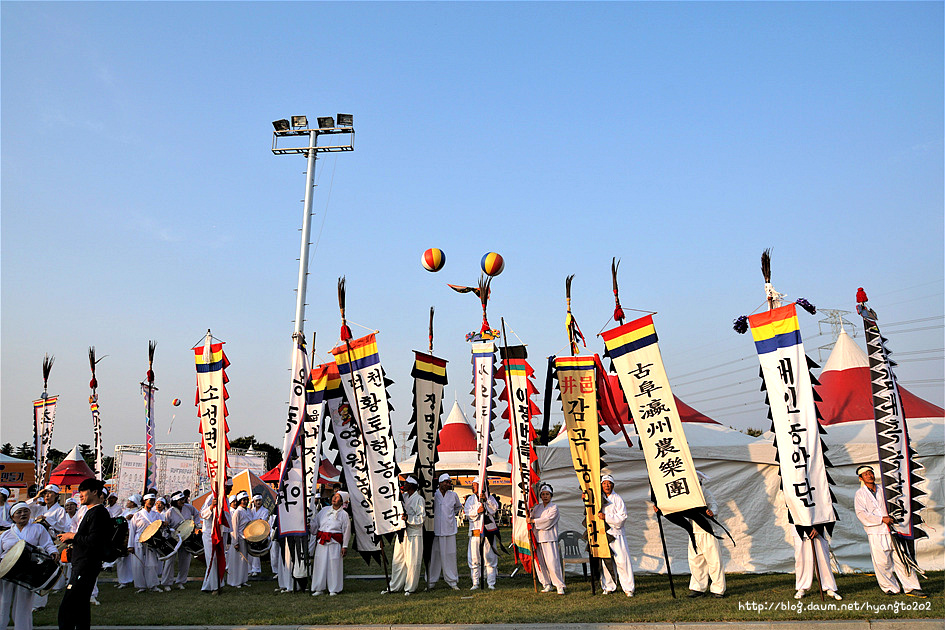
top-left (88, 347), bottom-right (104, 479)
top-left (855, 288), bottom-right (927, 574)
top-left (740, 252), bottom-right (836, 540)
top-left (140, 341), bottom-right (158, 492)
top-left (193, 330), bottom-right (230, 583)
top-left (324, 362), bottom-right (382, 563)
top-left (331, 333), bottom-right (405, 538)
top-left (409, 348), bottom-right (448, 564)
top-left (498, 343), bottom-right (541, 573)
top-left (565, 275), bottom-right (586, 355)
top-left (449, 276), bottom-right (499, 342)
top-left (611, 258), bottom-right (625, 323)
top-left (33, 354), bottom-right (57, 486)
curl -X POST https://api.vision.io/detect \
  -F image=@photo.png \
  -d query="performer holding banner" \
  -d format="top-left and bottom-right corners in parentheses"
top-left (465, 478), bottom-right (499, 591)
top-left (309, 491), bottom-right (350, 597)
top-left (528, 484), bottom-right (565, 594)
top-left (427, 474), bottom-right (463, 591)
top-left (384, 477), bottom-right (424, 595)
top-left (735, 250), bottom-right (841, 602)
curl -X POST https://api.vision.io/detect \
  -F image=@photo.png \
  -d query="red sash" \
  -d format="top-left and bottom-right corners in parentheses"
top-left (317, 531), bottom-right (343, 545)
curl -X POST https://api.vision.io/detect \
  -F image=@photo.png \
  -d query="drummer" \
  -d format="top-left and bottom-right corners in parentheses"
top-left (248, 495), bottom-right (268, 579)
top-left (0, 502), bottom-right (57, 630)
top-left (167, 492), bottom-right (193, 590)
top-left (129, 492), bottom-right (162, 593)
top-left (33, 484), bottom-right (68, 610)
top-left (115, 495), bottom-right (140, 589)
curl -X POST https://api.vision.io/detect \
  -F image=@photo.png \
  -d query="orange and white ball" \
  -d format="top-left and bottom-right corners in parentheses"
top-left (480, 252), bottom-right (504, 276)
top-left (421, 248), bottom-right (446, 272)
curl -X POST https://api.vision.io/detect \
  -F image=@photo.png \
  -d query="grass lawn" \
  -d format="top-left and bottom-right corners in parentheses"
top-left (36, 528), bottom-right (942, 625)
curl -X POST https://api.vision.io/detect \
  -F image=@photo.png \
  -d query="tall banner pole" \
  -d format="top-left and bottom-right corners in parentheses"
top-left (88, 347), bottom-right (104, 480)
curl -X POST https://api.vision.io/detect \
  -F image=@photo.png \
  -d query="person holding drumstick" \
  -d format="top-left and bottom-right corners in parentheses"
top-left (0, 502), bottom-right (57, 630)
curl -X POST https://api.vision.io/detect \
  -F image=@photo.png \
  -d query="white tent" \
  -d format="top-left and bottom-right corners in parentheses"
top-left (537, 417), bottom-right (943, 575)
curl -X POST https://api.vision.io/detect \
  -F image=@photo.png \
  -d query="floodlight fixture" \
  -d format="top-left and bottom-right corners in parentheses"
top-left (336, 113), bottom-right (353, 128)
top-left (317, 116), bottom-right (335, 129)
top-left (272, 119), bottom-right (291, 132)
top-left (291, 115), bottom-right (308, 129)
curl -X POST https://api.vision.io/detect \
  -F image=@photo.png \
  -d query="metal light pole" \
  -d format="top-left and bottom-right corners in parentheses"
top-left (272, 114), bottom-right (355, 335)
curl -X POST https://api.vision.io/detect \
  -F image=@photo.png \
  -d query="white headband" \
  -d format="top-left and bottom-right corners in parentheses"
top-left (142, 493), bottom-right (157, 500)
top-left (11, 502), bottom-right (29, 515)
top-left (601, 475), bottom-right (615, 484)
top-left (438, 473), bottom-right (451, 483)
top-left (539, 484), bottom-right (554, 496)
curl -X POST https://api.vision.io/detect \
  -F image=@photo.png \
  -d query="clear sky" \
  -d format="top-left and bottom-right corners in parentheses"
top-left (2, 2), bottom-right (942, 462)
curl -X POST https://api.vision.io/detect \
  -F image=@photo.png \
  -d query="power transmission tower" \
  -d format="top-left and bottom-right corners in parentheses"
top-left (817, 309), bottom-right (857, 362)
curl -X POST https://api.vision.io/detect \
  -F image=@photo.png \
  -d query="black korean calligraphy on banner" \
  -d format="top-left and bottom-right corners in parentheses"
top-left (409, 351), bottom-right (448, 532)
top-left (471, 342), bottom-right (496, 491)
top-left (277, 335), bottom-right (311, 536)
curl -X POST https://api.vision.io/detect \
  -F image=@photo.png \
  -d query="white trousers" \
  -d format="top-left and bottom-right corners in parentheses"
top-left (866, 533), bottom-right (920, 594)
top-left (535, 540), bottom-right (565, 589)
top-left (792, 532), bottom-right (837, 592)
top-left (689, 530), bottom-right (725, 595)
top-left (175, 548), bottom-right (192, 585)
top-left (1, 581), bottom-right (33, 630)
top-left (132, 546), bottom-right (160, 589)
top-left (269, 539), bottom-right (282, 577)
top-left (389, 534), bottom-right (422, 593)
top-left (249, 554), bottom-right (261, 575)
top-left (201, 536), bottom-right (220, 592)
top-left (427, 534), bottom-right (458, 587)
top-left (226, 540), bottom-right (249, 586)
top-left (310, 541), bottom-right (344, 594)
top-left (467, 535), bottom-right (497, 587)
top-left (276, 542), bottom-right (295, 591)
top-left (600, 533), bottom-right (635, 594)
top-left (116, 554), bottom-right (134, 585)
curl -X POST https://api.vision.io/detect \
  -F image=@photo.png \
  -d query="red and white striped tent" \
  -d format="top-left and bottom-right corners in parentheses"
top-left (48, 446), bottom-right (95, 488)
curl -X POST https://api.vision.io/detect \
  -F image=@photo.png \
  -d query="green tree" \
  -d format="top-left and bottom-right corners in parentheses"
top-left (1, 443), bottom-right (13, 456)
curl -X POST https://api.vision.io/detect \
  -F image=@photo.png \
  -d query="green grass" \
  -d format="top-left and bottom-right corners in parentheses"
top-left (35, 529), bottom-right (942, 625)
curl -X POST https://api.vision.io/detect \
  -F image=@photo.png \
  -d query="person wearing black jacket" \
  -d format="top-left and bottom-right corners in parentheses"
top-left (56, 478), bottom-right (114, 630)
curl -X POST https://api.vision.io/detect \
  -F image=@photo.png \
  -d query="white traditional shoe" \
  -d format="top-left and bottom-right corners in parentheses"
top-left (625, 591), bottom-right (633, 597)
top-left (470, 584), bottom-right (479, 590)
top-left (826, 590), bottom-right (842, 601)
top-left (794, 589), bottom-right (805, 600)
top-left (89, 597), bottom-right (100, 606)
top-left (487, 584), bottom-right (495, 590)
top-left (381, 589), bottom-right (392, 594)
top-left (136, 588), bottom-right (146, 594)
top-left (116, 583), bottom-right (128, 589)
top-left (312, 591), bottom-right (324, 597)
top-left (542, 585), bottom-right (554, 593)
top-left (329, 592), bottom-right (337, 597)
top-left (151, 586), bottom-right (163, 593)
top-left (177, 584), bottom-right (186, 590)
top-left (404, 591), bottom-right (411, 596)
top-left (557, 588), bottom-right (565, 595)
top-left (450, 584), bottom-right (459, 590)
top-left (163, 586), bottom-right (171, 592)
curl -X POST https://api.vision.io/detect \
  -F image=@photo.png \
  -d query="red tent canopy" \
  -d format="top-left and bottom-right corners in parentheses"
top-left (606, 374), bottom-right (720, 425)
top-left (815, 329), bottom-right (944, 424)
top-left (48, 446), bottom-right (95, 486)
top-left (260, 460), bottom-right (341, 485)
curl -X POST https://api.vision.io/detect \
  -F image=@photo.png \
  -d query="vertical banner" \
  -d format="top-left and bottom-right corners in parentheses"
top-left (305, 366), bottom-right (328, 521)
top-left (554, 356), bottom-right (610, 559)
top-left (602, 317), bottom-right (706, 514)
top-left (410, 351), bottom-right (448, 531)
top-left (90, 399), bottom-right (103, 480)
top-left (194, 336), bottom-right (230, 581)
top-left (861, 318), bottom-right (926, 541)
top-left (748, 304), bottom-right (834, 527)
top-left (499, 345), bottom-right (540, 570)
top-left (32, 397), bottom-right (58, 485)
top-left (140, 384), bottom-right (158, 491)
top-left (332, 334), bottom-right (404, 537)
top-left (277, 335), bottom-right (310, 537)
top-left (325, 362), bottom-right (380, 556)
top-left (472, 342), bottom-right (496, 489)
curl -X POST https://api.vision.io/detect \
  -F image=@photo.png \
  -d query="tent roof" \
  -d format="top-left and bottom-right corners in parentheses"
top-left (438, 401), bottom-right (478, 453)
top-left (0, 453), bottom-right (30, 463)
top-left (48, 446), bottom-right (95, 486)
top-left (816, 329), bottom-right (944, 424)
top-left (604, 374), bottom-right (720, 425)
top-left (260, 460), bottom-right (340, 485)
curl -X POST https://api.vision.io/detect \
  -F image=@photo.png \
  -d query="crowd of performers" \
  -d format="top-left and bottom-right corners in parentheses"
top-left (0, 463), bottom-right (930, 629)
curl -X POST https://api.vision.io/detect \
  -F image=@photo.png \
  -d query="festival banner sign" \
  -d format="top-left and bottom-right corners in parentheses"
top-left (471, 342), bottom-right (496, 490)
top-left (410, 351), bottom-right (448, 531)
top-left (859, 310), bottom-right (926, 541)
top-left (277, 335), bottom-right (310, 537)
top-left (140, 383), bottom-right (158, 491)
top-left (499, 345), bottom-right (540, 570)
top-left (601, 316), bottom-right (705, 514)
top-left (748, 304), bottom-right (834, 527)
top-left (554, 356), bottom-right (610, 559)
top-left (304, 365), bottom-right (328, 522)
top-left (332, 334), bottom-right (404, 537)
top-left (32, 396), bottom-right (58, 485)
top-left (325, 362), bottom-right (380, 556)
top-left (90, 399), bottom-right (103, 480)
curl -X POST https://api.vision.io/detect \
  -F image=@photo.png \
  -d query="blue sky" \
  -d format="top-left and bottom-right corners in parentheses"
top-left (2, 2), bottom-right (942, 460)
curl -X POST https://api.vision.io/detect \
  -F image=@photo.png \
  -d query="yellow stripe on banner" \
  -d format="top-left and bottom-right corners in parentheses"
top-left (416, 360), bottom-right (447, 378)
top-left (750, 311), bottom-right (800, 343)
top-left (606, 322), bottom-right (657, 349)
top-left (334, 340), bottom-right (379, 366)
top-left (195, 348), bottom-right (225, 365)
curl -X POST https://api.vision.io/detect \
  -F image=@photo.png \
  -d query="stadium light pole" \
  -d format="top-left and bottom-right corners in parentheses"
top-left (272, 114), bottom-right (355, 335)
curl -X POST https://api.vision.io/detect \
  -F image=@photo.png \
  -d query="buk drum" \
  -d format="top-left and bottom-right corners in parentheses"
top-left (176, 519), bottom-right (203, 556)
top-left (139, 520), bottom-right (180, 561)
top-left (0, 540), bottom-right (62, 595)
top-left (244, 519), bottom-right (271, 557)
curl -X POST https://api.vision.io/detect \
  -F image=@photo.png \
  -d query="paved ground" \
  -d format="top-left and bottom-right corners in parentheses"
top-left (35, 622), bottom-right (945, 630)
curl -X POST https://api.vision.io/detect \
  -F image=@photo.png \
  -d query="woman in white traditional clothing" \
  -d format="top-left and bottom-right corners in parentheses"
top-left (597, 474), bottom-right (634, 596)
top-left (115, 495), bottom-right (140, 589)
top-left (310, 491), bottom-right (350, 596)
top-left (0, 502), bottom-right (58, 630)
top-left (129, 493), bottom-right (162, 593)
top-left (226, 492), bottom-right (251, 588)
top-left (528, 483), bottom-right (565, 595)
top-left (383, 478), bottom-right (424, 595)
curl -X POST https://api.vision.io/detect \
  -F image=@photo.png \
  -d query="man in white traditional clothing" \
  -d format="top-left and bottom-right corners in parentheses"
top-left (597, 475), bottom-right (634, 597)
top-left (200, 496), bottom-right (226, 594)
top-left (159, 492), bottom-right (188, 591)
top-left (129, 492), bottom-right (163, 593)
top-left (465, 478), bottom-right (499, 591)
top-left (33, 484), bottom-right (69, 609)
top-left (115, 495), bottom-right (140, 589)
top-left (248, 494), bottom-right (268, 578)
top-left (310, 491), bottom-right (350, 596)
top-left (854, 465), bottom-right (926, 598)
top-left (384, 477), bottom-right (424, 595)
top-left (528, 483), bottom-right (565, 594)
top-left (685, 471), bottom-right (726, 599)
top-left (105, 494), bottom-right (122, 518)
top-left (427, 473), bottom-right (464, 590)
top-left (0, 502), bottom-right (58, 630)
top-left (0, 488), bottom-right (11, 528)
top-left (791, 525), bottom-right (842, 600)
top-left (227, 492), bottom-right (251, 588)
